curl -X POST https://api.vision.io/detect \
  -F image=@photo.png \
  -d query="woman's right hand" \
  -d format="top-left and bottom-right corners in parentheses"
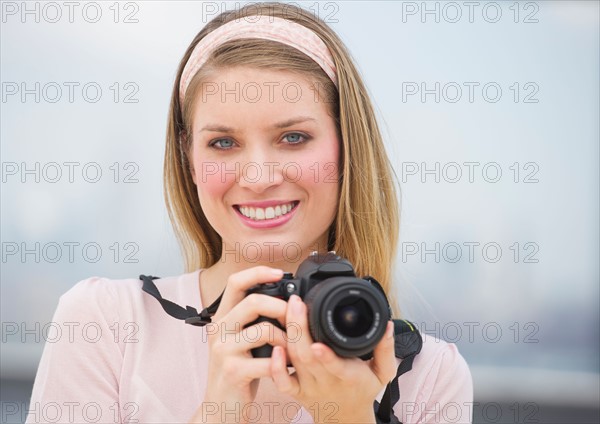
top-left (189, 266), bottom-right (289, 424)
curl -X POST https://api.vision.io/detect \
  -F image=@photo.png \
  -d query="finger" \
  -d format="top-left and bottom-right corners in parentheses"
top-left (370, 321), bottom-right (397, 385)
top-left (285, 295), bottom-right (328, 386)
top-left (218, 266), bottom-right (284, 314)
top-left (242, 322), bottom-right (288, 351)
top-left (270, 346), bottom-right (299, 396)
top-left (224, 293), bottom-right (288, 328)
top-left (285, 295), bottom-right (315, 364)
top-left (221, 357), bottom-right (274, 383)
top-left (310, 343), bottom-right (351, 379)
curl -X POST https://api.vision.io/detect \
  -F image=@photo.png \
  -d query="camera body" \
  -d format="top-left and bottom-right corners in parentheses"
top-left (246, 251), bottom-right (391, 359)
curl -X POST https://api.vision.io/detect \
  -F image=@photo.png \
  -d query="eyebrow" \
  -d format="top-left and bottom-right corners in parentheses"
top-left (199, 116), bottom-right (316, 133)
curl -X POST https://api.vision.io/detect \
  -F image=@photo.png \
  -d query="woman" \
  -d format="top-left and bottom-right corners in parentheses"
top-left (27, 3), bottom-right (472, 423)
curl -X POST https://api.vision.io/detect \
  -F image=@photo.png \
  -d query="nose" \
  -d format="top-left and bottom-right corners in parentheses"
top-left (237, 147), bottom-right (284, 193)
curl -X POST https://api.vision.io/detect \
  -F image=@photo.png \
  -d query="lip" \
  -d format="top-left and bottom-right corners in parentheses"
top-left (234, 201), bottom-right (299, 229)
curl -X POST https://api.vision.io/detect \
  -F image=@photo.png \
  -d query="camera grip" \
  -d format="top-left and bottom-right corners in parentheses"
top-left (246, 316), bottom-right (285, 358)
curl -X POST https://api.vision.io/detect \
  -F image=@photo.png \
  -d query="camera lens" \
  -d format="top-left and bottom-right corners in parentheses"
top-left (304, 276), bottom-right (390, 358)
top-left (333, 297), bottom-right (373, 337)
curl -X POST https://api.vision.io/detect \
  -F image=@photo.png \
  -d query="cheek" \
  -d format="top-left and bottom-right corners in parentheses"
top-left (287, 139), bottom-right (340, 190)
top-left (193, 160), bottom-right (232, 200)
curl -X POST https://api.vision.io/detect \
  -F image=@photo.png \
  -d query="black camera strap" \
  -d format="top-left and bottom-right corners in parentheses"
top-left (373, 319), bottom-right (423, 424)
top-left (139, 274), bottom-right (223, 326)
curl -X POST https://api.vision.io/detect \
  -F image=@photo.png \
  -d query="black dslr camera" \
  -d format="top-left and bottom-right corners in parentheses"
top-left (246, 251), bottom-right (391, 359)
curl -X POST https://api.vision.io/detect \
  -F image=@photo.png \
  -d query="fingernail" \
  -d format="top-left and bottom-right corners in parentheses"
top-left (292, 296), bottom-right (303, 314)
top-left (271, 269), bottom-right (284, 276)
top-left (386, 321), bottom-right (394, 339)
top-left (312, 345), bottom-right (323, 358)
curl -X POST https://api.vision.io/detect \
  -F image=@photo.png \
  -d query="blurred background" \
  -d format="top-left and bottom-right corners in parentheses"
top-left (1, 1), bottom-right (598, 423)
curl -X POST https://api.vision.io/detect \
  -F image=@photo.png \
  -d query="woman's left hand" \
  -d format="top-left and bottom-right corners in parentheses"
top-left (270, 295), bottom-right (397, 424)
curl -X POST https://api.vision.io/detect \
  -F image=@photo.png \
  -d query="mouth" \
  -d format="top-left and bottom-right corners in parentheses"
top-left (234, 201), bottom-right (299, 221)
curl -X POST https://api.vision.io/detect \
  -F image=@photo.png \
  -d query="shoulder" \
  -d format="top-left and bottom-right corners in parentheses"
top-left (56, 271), bottom-right (201, 322)
top-left (414, 333), bottom-right (473, 389)
top-left (394, 332), bottom-right (473, 422)
top-left (53, 276), bottom-right (127, 323)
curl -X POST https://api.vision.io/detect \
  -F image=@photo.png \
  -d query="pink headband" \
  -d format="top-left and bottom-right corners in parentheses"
top-left (179, 15), bottom-right (338, 104)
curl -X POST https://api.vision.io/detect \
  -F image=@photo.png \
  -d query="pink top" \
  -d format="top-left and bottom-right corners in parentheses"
top-left (26, 270), bottom-right (473, 423)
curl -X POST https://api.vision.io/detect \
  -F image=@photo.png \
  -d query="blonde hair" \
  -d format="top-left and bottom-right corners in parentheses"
top-left (164, 2), bottom-right (401, 315)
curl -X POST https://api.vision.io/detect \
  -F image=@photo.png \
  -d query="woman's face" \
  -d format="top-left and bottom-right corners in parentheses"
top-left (189, 66), bottom-right (340, 265)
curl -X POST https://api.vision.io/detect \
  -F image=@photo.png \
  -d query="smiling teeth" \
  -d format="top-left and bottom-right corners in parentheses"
top-left (238, 203), bottom-right (295, 221)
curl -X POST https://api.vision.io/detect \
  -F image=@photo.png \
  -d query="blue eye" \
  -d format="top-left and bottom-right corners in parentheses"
top-left (209, 138), bottom-right (235, 149)
top-left (284, 133), bottom-right (308, 144)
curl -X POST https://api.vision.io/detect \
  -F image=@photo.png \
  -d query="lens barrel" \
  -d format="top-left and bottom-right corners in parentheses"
top-left (304, 276), bottom-right (390, 358)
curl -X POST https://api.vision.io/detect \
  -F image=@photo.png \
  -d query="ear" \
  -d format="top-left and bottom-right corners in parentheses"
top-left (180, 130), bottom-right (197, 185)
